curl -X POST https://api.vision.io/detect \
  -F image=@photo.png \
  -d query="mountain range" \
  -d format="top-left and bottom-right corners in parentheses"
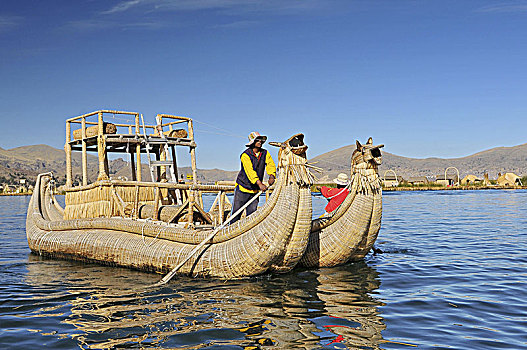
top-left (1, 142), bottom-right (526, 185)
top-left (311, 143), bottom-right (527, 181)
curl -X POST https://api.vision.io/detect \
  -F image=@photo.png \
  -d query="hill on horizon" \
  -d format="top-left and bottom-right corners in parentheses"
top-left (1, 142), bottom-right (526, 185)
top-left (311, 142), bottom-right (527, 180)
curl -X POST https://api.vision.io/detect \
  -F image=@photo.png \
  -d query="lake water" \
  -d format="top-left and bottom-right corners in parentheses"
top-left (1, 190), bottom-right (526, 349)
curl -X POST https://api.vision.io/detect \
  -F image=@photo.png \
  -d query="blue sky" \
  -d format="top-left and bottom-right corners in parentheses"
top-left (1, 0), bottom-right (526, 170)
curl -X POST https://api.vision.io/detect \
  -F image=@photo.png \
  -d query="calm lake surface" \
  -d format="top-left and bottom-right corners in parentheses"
top-left (1, 190), bottom-right (526, 349)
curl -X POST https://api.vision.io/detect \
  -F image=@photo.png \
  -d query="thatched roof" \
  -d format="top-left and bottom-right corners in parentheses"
top-left (407, 176), bottom-right (428, 183)
top-left (497, 172), bottom-right (522, 186)
top-left (461, 174), bottom-right (482, 184)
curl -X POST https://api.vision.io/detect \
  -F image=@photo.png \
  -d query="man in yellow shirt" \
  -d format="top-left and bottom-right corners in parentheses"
top-left (231, 131), bottom-right (276, 223)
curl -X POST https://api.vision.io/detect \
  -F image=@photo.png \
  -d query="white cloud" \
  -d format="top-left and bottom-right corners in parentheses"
top-left (65, 18), bottom-right (167, 32)
top-left (214, 20), bottom-right (260, 28)
top-left (0, 15), bottom-right (23, 33)
top-left (477, 3), bottom-right (527, 13)
top-left (101, 0), bottom-right (146, 14)
top-left (101, 0), bottom-right (322, 15)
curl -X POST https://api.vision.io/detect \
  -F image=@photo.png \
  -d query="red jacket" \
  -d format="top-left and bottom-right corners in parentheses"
top-left (321, 186), bottom-right (349, 212)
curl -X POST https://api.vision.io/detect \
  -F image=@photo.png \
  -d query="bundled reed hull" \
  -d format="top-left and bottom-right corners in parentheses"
top-left (301, 139), bottom-right (383, 268)
top-left (26, 136), bottom-right (314, 279)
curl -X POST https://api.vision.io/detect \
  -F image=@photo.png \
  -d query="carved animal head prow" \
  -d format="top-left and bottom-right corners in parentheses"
top-left (353, 137), bottom-right (384, 167)
top-left (269, 133), bottom-right (308, 162)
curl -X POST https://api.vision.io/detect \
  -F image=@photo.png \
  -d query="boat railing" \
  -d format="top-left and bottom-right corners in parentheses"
top-left (65, 110), bottom-right (195, 187)
top-left (63, 110), bottom-right (235, 227)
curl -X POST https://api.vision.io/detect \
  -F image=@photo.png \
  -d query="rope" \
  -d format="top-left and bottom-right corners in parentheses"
top-left (141, 218), bottom-right (160, 247)
top-left (37, 231), bottom-right (54, 256)
top-left (192, 119), bottom-right (246, 139)
top-left (195, 129), bottom-right (246, 139)
top-left (106, 113), bottom-right (134, 124)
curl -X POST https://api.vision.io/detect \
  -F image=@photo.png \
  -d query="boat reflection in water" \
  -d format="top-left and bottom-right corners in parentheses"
top-left (25, 255), bottom-right (385, 349)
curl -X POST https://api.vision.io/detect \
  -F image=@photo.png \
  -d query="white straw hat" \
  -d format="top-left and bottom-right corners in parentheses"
top-left (333, 173), bottom-right (349, 186)
top-left (245, 131), bottom-right (267, 147)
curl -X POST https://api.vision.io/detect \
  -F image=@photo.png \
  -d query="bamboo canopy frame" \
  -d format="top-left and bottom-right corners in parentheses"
top-left (27, 111), bottom-right (315, 278)
top-left (301, 138), bottom-right (384, 268)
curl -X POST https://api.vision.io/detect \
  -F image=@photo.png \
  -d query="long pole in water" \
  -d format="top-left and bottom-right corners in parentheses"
top-left (154, 190), bottom-right (263, 286)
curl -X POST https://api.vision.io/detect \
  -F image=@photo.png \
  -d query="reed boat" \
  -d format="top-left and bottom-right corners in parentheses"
top-left (26, 110), bottom-right (315, 279)
top-left (301, 138), bottom-right (383, 268)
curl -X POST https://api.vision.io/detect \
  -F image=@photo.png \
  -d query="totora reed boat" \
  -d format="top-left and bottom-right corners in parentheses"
top-left (301, 138), bottom-right (384, 268)
top-left (26, 110), bottom-right (315, 279)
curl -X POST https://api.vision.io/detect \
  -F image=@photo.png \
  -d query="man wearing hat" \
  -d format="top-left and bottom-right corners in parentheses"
top-left (231, 131), bottom-right (276, 223)
top-left (320, 173), bottom-right (350, 214)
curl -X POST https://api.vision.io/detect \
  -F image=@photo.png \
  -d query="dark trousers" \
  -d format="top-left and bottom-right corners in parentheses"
top-left (230, 188), bottom-right (259, 224)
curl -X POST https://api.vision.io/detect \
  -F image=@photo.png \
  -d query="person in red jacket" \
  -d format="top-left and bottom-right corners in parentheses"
top-left (320, 173), bottom-right (349, 214)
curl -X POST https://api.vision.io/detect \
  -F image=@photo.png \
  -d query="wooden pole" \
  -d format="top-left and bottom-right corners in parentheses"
top-left (188, 119), bottom-right (198, 184)
top-left (153, 186), bottom-right (161, 221)
top-left (65, 121), bottom-right (72, 187)
top-left (97, 111), bottom-right (109, 181)
top-left (188, 190), bottom-right (194, 226)
top-left (135, 113), bottom-right (142, 181)
top-left (81, 117), bottom-right (88, 186)
top-left (187, 119), bottom-right (197, 226)
top-left (133, 185), bottom-right (140, 219)
top-left (170, 145), bottom-right (179, 182)
top-left (130, 149), bottom-right (137, 181)
top-left (219, 191), bottom-right (225, 224)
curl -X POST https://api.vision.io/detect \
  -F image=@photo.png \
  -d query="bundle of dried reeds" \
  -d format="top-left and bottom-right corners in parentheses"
top-left (64, 185), bottom-right (155, 219)
top-left (72, 122), bottom-right (117, 140)
top-left (164, 129), bottom-right (188, 138)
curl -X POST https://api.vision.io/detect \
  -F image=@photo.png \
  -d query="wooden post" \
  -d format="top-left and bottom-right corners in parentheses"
top-left (188, 119), bottom-right (198, 184)
top-left (65, 121), bottom-right (72, 187)
top-left (130, 149), bottom-right (137, 181)
top-left (155, 148), bottom-right (161, 182)
top-left (153, 186), bottom-right (161, 221)
top-left (188, 119), bottom-right (197, 226)
top-left (170, 145), bottom-right (179, 182)
top-left (133, 185), bottom-right (140, 219)
top-left (219, 191), bottom-right (225, 224)
top-left (97, 111), bottom-right (109, 181)
top-left (81, 117), bottom-right (88, 186)
top-left (160, 144), bottom-right (166, 180)
top-left (188, 190), bottom-right (194, 226)
top-left (135, 113), bottom-right (142, 181)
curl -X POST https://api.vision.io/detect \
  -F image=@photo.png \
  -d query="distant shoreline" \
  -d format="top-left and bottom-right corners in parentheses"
top-left (0, 193), bottom-right (33, 196)
top-left (2, 186), bottom-right (526, 198)
top-left (381, 185), bottom-right (527, 192)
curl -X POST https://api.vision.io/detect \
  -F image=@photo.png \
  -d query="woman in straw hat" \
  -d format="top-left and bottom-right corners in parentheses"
top-left (319, 173), bottom-right (350, 214)
top-left (231, 131), bottom-right (276, 223)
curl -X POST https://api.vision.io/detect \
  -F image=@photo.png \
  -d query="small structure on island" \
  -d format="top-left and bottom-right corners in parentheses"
top-left (382, 170), bottom-right (403, 187)
top-left (461, 174), bottom-right (483, 185)
top-left (483, 173), bottom-right (492, 186)
top-left (497, 172), bottom-right (522, 186)
top-left (436, 167), bottom-right (460, 186)
top-left (407, 176), bottom-right (429, 185)
top-left (2, 185), bottom-right (15, 194)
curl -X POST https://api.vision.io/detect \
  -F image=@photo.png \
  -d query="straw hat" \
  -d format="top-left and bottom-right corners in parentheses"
top-left (246, 131), bottom-right (267, 147)
top-left (333, 173), bottom-right (349, 186)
